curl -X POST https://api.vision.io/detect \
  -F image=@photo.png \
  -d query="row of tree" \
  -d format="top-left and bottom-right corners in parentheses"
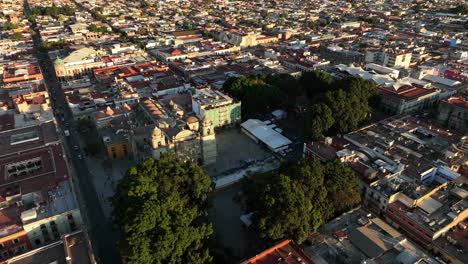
top-left (88, 24), bottom-right (108, 33)
top-left (301, 71), bottom-right (380, 139)
top-left (39, 40), bottom-right (66, 52)
top-left (31, 5), bottom-right (76, 17)
top-left (112, 154), bottom-right (362, 263)
top-left (223, 75), bottom-right (287, 117)
top-left (222, 71), bottom-right (380, 138)
top-left (1, 22), bottom-right (18, 31)
top-left (243, 158), bottom-right (362, 243)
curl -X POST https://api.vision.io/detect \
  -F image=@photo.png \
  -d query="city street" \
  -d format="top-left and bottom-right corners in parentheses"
top-left (23, 1), bottom-right (120, 263)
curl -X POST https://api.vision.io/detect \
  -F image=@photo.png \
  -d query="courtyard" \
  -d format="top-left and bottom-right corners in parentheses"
top-left (203, 128), bottom-right (272, 177)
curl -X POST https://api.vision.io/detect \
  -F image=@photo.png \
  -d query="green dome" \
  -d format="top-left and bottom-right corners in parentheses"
top-left (54, 57), bottom-right (64, 66)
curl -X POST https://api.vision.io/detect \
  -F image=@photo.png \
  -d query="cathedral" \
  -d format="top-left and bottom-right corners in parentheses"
top-left (150, 115), bottom-right (217, 165)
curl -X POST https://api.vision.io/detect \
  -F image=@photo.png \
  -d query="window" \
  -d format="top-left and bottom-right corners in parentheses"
top-left (12, 238), bottom-right (19, 245)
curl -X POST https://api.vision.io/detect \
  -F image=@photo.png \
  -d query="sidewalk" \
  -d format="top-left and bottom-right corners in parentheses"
top-left (85, 155), bottom-right (134, 218)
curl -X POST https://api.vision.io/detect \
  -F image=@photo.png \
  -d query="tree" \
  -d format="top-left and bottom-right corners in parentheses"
top-left (85, 139), bottom-right (100, 156)
top-left (89, 24), bottom-right (108, 33)
top-left (137, 27), bottom-right (147, 35)
top-left (323, 160), bottom-right (361, 213)
top-left (268, 73), bottom-right (300, 106)
top-left (243, 159), bottom-right (361, 243)
top-left (39, 40), bottom-right (66, 52)
top-left (307, 103), bottom-right (334, 139)
top-left (223, 75), bottom-right (284, 117)
top-left (10, 33), bottom-right (24, 40)
top-left (299, 70), bottom-right (334, 99)
top-left (57, 14), bottom-right (67, 22)
top-left (2, 22), bottom-right (18, 31)
top-left (112, 155), bottom-right (214, 264)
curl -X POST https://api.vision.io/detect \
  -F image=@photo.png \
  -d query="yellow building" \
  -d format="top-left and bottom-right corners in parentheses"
top-left (101, 129), bottom-right (132, 160)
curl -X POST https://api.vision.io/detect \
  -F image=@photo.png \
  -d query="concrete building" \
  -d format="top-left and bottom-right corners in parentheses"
top-left (384, 178), bottom-right (468, 248)
top-left (305, 116), bottom-right (465, 216)
top-left (432, 217), bottom-right (468, 264)
top-left (101, 127), bottom-right (132, 160)
top-left (3, 230), bottom-right (96, 264)
top-left (436, 94), bottom-right (467, 134)
top-left (378, 85), bottom-right (441, 115)
top-left (133, 98), bottom-right (217, 165)
top-left (366, 48), bottom-right (412, 69)
top-left (53, 47), bottom-right (106, 80)
top-left (217, 31), bottom-right (278, 48)
top-left (240, 239), bottom-right (314, 264)
top-left (191, 88), bottom-right (241, 128)
top-left (0, 122), bottom-right (84, 261)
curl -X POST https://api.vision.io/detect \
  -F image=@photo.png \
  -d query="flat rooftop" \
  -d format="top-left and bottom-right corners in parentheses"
top-left (240, 239), bottom-right (315, 264)
top-left (6, 230), bottom-right (96, 264)
top-left (345, 116), bottom-right (462, 179)
top-left (0, 121), bottom-right (59, 158)
top-left (390, 180), bottom-right (468, 234)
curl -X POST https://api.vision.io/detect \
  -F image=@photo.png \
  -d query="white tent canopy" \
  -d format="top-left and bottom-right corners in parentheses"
top-left (241, 119), bottom-right (292, 152)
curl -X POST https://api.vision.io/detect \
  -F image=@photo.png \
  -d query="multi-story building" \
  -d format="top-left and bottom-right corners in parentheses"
top-left (304, 116), bottom-right (465, 216)
top-left (436, 94), bottom-right (467, 134)
top-left (0, 122), bottom-right (84, 261)
top-left (384, 178), bottom-right (468, 248)
top-left (240, 239), bottom-right (315, 264)
top-left (2, 230), bottom-right (96, 264)
top-left (366, 48), bottom-right (412, 69)
top-left (217, 31), bottom-right (278, 48)
top-left (383, 49), bottom-right (412, 69)
top-left (191, 88), bottom-right (241, 128)
top-left (379, 84), bottom-right (440, 115)
top-left (432, 217), bottom-right (468, 264)
top-left (53, 47), bottom-right (106, 80)
top-left (131, 98), bottom-right (217, 164)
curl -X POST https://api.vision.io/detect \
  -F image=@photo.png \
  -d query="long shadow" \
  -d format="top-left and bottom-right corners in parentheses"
top-left (23, 1), bottom-right (121, 263)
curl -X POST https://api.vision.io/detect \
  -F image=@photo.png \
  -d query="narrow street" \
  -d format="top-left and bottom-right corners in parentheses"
top-left (23, 1), bottom-right (120, 263)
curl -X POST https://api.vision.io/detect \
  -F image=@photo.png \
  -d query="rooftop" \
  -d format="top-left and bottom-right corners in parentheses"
top-left (389, 179), bottom-right (468, 235)
top-left (5, 230), bottom-right (96, 264)
top-left (240, 239), bottom-right (315, 264)
top-left (344, 115), bottom-right (462, 180)
top-left (0, 121), bottom-right (59, 157)
top-left (433, 219), bottom-right (468, 263)
top-left (192, 88), bottom-right (236, 109)
top-left (379, 85), bottom-right (439, 102)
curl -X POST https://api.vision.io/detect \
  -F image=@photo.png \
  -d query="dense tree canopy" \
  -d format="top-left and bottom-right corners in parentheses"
top-left (300, 71), bottom-right (380, 138)
top-left (39, 40), bottom-right (66, 52)
top-left (112, 155), bottom-right (214, 264)
top-left (88, 24), bottom-right (108, 33)
top-left (243, 159), bottom-right (361, 243)
top-left (31, 5), bottom-right (76, 17)
top-left (1, 22), bottom-right (18, 31)
top-left (307, 103), bottom-right (334, 140)
top-left (222, 70), bottom-right (379, 134)
top-left (10, 33), bottom-right (24, 40)
top-left (223, 75), bottom-right (284, 117)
